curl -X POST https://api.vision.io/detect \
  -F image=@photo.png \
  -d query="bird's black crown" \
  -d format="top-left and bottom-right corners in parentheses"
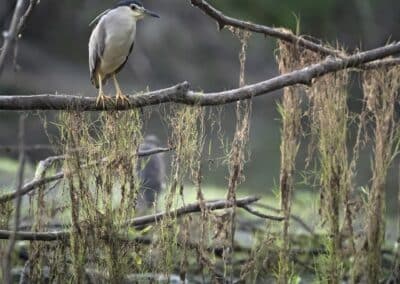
top-left (115, 0), bottom-right (143, 8)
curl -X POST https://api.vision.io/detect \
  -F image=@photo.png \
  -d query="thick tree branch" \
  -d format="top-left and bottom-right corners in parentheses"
top-left (0, 196), bottom-right (260, 241)
top-left (0, 42), bottom-right (399, 111)
top-left (0, 229), bottom-right (68, 241)
top-left (189, 0), bottom-right (341, 56)
top-left (0, 82), bottom-right (190, 110)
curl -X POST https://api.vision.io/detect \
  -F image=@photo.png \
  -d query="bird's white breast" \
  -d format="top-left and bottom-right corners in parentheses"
top-left (100, 7), bottom-right (137, 75)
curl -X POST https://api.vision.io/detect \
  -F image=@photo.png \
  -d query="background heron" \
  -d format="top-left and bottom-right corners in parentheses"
top-left (137, 135), bottom-right (166, 209)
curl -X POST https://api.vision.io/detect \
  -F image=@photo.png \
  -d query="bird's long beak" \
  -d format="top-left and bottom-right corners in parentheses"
top-left (144, 8), bottom-right (160, 18)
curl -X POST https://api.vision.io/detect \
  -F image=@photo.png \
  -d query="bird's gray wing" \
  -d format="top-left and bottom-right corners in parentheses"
top-left (113, 41), bottom-right (135, 75)
top-left (89, 20), bottom-right (106, 88)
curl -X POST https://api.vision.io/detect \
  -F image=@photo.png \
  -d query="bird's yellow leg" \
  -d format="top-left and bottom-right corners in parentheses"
top-left (113, 75), bottom-right (130, 105)
top-left (96, 74), bottom-right (112, 107)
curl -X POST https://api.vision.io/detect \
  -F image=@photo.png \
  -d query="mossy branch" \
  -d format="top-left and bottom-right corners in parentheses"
top-left (0, 196), bottom-right (267, 241)
top-left (0, 42), bottom-right (399, 111)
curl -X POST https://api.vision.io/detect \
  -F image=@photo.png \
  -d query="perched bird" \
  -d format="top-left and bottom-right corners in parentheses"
top-left (88, 0), bottom-right (159, 106)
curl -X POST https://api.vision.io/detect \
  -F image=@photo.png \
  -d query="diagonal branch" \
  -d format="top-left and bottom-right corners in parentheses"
top-left (0, 42), bottom-right (399, 111)
top-left (0, 196), bottom-right (261, 241)
top-left (189, 0), bottom-right (341, 56)
top-left (0, 172), bottom-right (64, 204)
top-left (0, 0), bottom-right (26, 76)
top-left (0, 147), bottom-right (173, 203)
top-left (0, 0), bottom-right (39, 77)
top-left (254, 203), bottom-right (314, 234)
top-left (127, 196), bottom-right (266, 227)
top-left (189, 1), bottom-right (400, 68)
top-left (16, 0), bottom-right (40, 35)
top-left (241, 204), bottom-right (285, 221)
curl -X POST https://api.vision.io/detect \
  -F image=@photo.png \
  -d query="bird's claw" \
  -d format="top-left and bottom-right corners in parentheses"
top-left (96, 93), bottom-right (112, 107)
top-left (115, 91), bottom-right (130, 105)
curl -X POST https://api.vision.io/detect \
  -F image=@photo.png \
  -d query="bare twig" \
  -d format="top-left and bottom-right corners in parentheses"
top-left (135, 147), bottom-right (173, 157)
top-left (0, 196), bottom-right (260, 241)
top-left (189, 0), bottom-right (341, 56)
top-left (0, 0), bottom-right (25, 76)
top-left (254, 203), bottom-right (314, 235)
top-left (16, 0), bottom-right (40, 34)
top-left (189, 0), bottom-right (398, 68)
top-left (0, 42), bottom-right (400, 111)
top-left (3, 114), bottom-right (26, 284)
top-left (241, 205), bottom-right (285, 221)
top-left (0, 0), bottom-right (40, 76)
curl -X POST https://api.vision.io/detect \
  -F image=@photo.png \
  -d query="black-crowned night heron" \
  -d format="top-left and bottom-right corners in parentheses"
top-left (89, 0), bottom-right (159, 106)
top-left (137, 135), bottom-right (166, 209)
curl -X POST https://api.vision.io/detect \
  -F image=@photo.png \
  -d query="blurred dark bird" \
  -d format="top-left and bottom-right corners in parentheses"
top-left (88, 0), bottom-right (159, 106)
top-left (137, 135), bottom-right (166, 208)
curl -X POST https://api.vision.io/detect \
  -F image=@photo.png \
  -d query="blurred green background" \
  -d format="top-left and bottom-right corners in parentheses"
top-left (0, 0), bottom-right (399, 216)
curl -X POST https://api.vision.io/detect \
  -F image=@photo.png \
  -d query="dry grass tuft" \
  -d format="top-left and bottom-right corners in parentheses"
top-left (60, 110), bottom-right (143, 282)
top-left (275, 39), bottom-right (318, 283)
top-left (307, 66), bottom-right (350, 283)
top-left (223, 28), bottom-right (252, 281)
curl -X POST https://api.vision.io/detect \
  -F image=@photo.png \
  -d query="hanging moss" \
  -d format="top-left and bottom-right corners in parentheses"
top-left (362, 66), bottom-right (400, 283)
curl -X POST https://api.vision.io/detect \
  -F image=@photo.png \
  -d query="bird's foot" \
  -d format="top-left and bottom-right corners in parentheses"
top-left (115, 91), bottom-right (130, 105)
top-left (96, 92), bottom-right (112, 107)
